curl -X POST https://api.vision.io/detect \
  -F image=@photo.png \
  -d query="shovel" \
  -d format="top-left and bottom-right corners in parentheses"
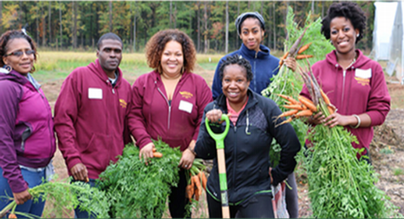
top-left (205, 114), bottom-right (230, 218)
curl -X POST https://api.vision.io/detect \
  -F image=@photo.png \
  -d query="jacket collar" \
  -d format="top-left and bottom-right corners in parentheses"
top-left (88, 59), bottom-right (123, 87)
top-left (326, 49), bottom-right (370, 69)
top-left (215, 89), bottom-right (258, 112)
top-left (239, 44), bottom-right (270, 59)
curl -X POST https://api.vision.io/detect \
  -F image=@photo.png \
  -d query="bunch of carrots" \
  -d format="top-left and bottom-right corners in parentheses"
top-left (278, 27), bottom-right (314, 66)
top-left (275, 63), bottom-right (336, 127)
top-left (186, 159), bottom-right (207, 203)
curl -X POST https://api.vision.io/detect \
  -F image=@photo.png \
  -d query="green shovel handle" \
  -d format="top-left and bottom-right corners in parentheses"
top-left (205, 114), bottom-right (230, 149)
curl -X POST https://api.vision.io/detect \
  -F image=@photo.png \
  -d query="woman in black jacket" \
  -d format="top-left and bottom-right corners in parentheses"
top-left (194, 54), bottom-right (301, 218)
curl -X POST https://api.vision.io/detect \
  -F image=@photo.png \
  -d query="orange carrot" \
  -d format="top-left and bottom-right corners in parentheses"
top-left (278, 109), bottom-right (299, 118)
top-left (8, 214), bottom-right (17, 219)
top-left (193, 175), bottom-right (202, 196)
top-left (276, 117), bottom-right (293, 127)
top-left (297, 42), bottom-right (312, 54)
top-left (281, 51), bottom-right (289, 60)
top-left (296, 54), bottom-right (314, 59)
top-left (298, 95), bottom-right (317, 112)
top-left (186, 185), bottom-right (193, 203)
top-left (327, 106), bottom-right (335, 114)
top-left (320, 89), bottom-right (331, 105)
top-left (153, 152), bottom-right (163, 158)
top-left (295, 109), bottom-right (313, 118)
top-left (152, 148), bottom-right (157, 152)
top-left (198, 171), bottom-right (207, 190)
top-left (85, 177), bottom-right (89, 183)
top-left (282, 104), bottom-right (305, 111)
top-left (277, 94), bottom-right (300, 105)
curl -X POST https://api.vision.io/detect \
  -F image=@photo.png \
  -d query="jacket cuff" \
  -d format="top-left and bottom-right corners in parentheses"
top-left (271, 169), bottom-right (282, 186)
top-left (10, 179), bottom-right (28, 194)
top-left (138, 138), bottom-right (153, 150)
top-left (367, 111), bottom-right (386, 126)
top-left (67, 157), bottom-right (82, 173)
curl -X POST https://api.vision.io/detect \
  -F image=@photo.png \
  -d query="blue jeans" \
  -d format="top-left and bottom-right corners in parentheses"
top-left (73, 178), bottom-right (97, 219)
top-left (0, 167), bottom-right (46, 218)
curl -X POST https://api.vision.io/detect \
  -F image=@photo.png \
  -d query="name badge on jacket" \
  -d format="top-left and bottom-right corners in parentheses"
top-left (179, 100), bottom-right (193, 113)
top-left (88, 88), bottom-right (103, 99)
top-left (355, 68), bottom-right (372, 79)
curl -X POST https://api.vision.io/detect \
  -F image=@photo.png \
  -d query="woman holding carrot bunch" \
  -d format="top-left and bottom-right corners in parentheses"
top-left (195, 54), bottom-right (301, 218)
top-left (301, 2), bottom-right (390, 161)
top-left (128, 29), bottom-right (212, 218)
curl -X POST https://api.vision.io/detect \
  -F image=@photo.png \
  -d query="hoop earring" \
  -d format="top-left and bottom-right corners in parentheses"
top-left (3, 64), bottom-right (12, 72)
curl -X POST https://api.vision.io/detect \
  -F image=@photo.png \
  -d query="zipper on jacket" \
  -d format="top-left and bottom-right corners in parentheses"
top-left (341, 69), bottom-right (346, 103)
top-left (157, 86), bottom-right (171, 129)
top-left (253, 51), bottom-right (258, 92)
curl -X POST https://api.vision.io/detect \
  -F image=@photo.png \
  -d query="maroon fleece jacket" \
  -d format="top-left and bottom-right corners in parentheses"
top-left (301, 49), bottom-right (390, 152)
top-left (54, 59), bottom-right (132, 179)
top-left (129, 70), bottom-right (212, 151)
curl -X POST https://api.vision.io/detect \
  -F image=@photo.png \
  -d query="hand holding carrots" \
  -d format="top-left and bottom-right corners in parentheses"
top-left (139, 142), bottom-right (156, 165)
top-left (12, 189), bottom-right (32, 205)
top-left (179, 141), bottom-right (196, 170)
top-left (283, 57), bottom-right (297, 72)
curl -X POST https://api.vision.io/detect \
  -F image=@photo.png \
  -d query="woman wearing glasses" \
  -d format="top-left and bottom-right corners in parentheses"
top-left (0, 30), bottom-right (56, 217)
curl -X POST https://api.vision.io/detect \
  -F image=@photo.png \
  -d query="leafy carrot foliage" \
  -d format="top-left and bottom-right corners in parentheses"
top-left (97, 139), bottom-right (182, 218)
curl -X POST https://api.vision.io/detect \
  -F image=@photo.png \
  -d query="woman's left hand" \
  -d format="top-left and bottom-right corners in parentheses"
top-left (323, 112), bottom-right (352, 128)
top-left (283, 57), bottom-right (297, 72)
top-left (179, 149), bottom-right (195, 170)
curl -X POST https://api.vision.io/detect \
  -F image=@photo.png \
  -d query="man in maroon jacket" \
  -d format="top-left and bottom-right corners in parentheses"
top-left (54, 32), bottom-right (132, 218)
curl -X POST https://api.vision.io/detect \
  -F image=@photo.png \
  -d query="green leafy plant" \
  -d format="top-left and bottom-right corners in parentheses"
top-left (97, 139), bottom-right (183, 218)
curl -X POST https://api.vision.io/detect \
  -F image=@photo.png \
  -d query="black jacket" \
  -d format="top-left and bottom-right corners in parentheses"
top-left (195, 90), bottom-right (301, 204)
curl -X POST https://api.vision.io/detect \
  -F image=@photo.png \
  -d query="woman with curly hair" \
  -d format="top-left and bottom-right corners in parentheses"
top-left (301, 2), bottom-right (390, 161)
top-left (0, 30), bottom-right (56, 217)
top-left (128, 29), bottom-right (212, 217)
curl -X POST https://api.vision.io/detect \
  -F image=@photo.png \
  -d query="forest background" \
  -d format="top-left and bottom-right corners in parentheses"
top-left (0, 1), bottom-right (376, 54)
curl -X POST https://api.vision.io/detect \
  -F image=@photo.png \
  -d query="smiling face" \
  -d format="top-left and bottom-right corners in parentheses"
top-left (329, 17), bottom-right (359, 55)
top-left (2, 38), bottom-right (35, 75)
top-left (97, 39), bottom-right (123, 77)
top-left (239, 17), bottom-right (265, 52)
top-left (222, 64), bottom-right (250, 107)
top-left (160, 40), bottom-right (184, 77)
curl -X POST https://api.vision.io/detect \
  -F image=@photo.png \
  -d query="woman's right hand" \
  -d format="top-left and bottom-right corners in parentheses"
top-left (205, 109), bottom-right (223, 123)
top-left (13, 189), bottom-right (32, 205)
top-left (308, 111), bottom-right (326, 125)
top-left (139, 142), bottom-right (155, 165)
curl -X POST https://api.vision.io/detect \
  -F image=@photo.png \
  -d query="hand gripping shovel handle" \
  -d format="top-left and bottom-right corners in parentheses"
top-left (205, 114), bottom-right (230, 218)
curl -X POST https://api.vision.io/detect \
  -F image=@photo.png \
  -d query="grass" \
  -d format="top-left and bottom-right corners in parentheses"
top-left (393, 168), bottom-right (404, 176)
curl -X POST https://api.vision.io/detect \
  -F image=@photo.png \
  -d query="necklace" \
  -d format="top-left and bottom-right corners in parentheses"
top-left (345, 57), bottom-right (356, 70)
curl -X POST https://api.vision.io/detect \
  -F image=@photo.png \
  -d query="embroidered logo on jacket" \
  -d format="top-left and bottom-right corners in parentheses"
top-left (119, 99), bottom-right (127, 108)
top-left (354, 77), bottom-right (370, 86)
top-left (180, 91), bottom-right (193, 99)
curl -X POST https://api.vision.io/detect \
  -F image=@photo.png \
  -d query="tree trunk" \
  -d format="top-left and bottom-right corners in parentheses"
top-left (311, 0), bottom-right (315, 15)
top-left (268, 2), bottom-right (271, 47)
top-left (236, 1), bottom-right (240, 49)
top-left (174, 3), bottom-right (177, 29)
top-left (322, 2), bottom-right (325, 18)
top-left (59, 1), bottom-right (62, 49)
top-left (133, 2), bottom-right (137, 52)
top-left (204, 2), bottom-right (208, 53)
top-left (197, 1), bottom-right (200, 52)
top-left (0, 1), bottom-right (2, 34)
top-left (72, 1), bottom-right (77, 49)
top-left (170, 0), bottom-right (172, 28)
top-left (109, 1), bottom-right (112, 32)
top-left (36, 3), bottom-right (39, 45)
top-left (261, 1), bottom-right (263, 17)
top-left (42, 8), bottom-right (46, 47)
top-left (225, 0), bottom-right (228, 53)
top-left (273, 2), bottom-right (276, 50)
top-left (49, 1), bottom-right (51, 46)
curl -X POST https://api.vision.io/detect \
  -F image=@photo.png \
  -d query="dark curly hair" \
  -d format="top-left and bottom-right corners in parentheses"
top-left (145, 29), bottom-right (196, 74)
top-left (321, 2), bottom-right (366, 43)
top-left (0, 30), bottom-right (37, 73)
top-left (219, 54), bottom-right (253, 82)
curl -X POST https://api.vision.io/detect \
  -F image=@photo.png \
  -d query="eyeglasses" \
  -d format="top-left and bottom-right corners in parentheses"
top-left (4, 50), bottom-right (35, 57)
